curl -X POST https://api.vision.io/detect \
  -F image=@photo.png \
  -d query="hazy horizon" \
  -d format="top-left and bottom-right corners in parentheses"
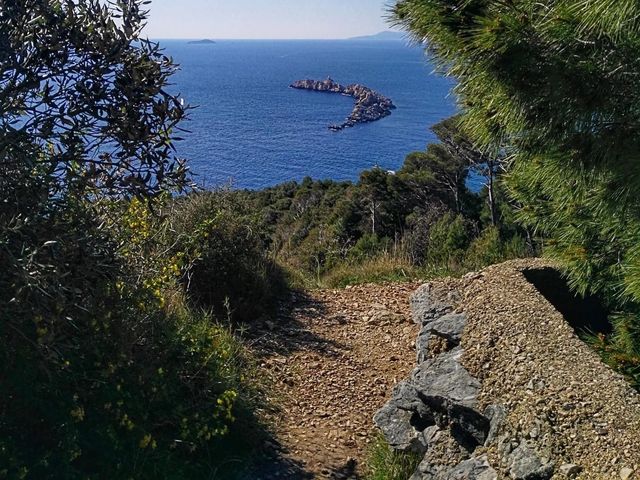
top-left (150, 32), bottom-right (401, 41)
top-left (145, 0), bottom-right (395, 40)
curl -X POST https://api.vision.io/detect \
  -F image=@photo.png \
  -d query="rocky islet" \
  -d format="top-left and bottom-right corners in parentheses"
top-left (290, 77), bottom-right (396, 131)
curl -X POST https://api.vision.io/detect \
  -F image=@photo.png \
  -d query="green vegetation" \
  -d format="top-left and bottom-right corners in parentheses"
top-left (0, 2), bottom-right (269, 477)
top-left (165, 192), bottom-right (287, 323)
top-left (227, 115), bottom-right (530, 288)
top-left (364, 435), bottom-right (423, 480)
top-left (392, 0), bottom-right (640, 385)
top-left (1, 0), bottom-right (528, 476)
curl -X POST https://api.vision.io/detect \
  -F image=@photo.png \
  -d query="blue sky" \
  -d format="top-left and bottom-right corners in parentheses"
top-left (145, 0), bottom-right (394, 39)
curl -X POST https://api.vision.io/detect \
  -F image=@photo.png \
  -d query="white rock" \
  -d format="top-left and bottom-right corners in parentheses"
top-left (620, 467), bottom-right (634, 480)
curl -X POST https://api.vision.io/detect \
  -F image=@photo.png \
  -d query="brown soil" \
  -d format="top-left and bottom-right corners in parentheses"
top-left (250, 282), bottom-right (422, 479)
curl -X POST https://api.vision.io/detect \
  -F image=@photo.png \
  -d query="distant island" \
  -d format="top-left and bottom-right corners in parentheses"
top-left (348, 31), bottom-right (405, 41)
top-left (290, 77), bottom-right (396, 131)
top-left (188, 39), bottom-right (216, 45)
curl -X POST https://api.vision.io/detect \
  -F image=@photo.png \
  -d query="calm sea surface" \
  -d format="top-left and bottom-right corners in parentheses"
top-left (160, 40), bottom-right (458, 189)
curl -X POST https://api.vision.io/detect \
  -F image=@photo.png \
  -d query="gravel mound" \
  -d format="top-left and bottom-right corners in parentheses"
top-left (462, 259), bottom-right (640, 479)
top-left (376, 259), bottom-right (640, 479)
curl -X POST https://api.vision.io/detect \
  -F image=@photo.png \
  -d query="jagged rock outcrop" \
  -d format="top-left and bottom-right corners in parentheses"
top-left (290, 77), bottom-right (396, 130)
top-left (375, 259), bottom-right (640, 479)
top-left (375, 279), bottom-right (500, 479)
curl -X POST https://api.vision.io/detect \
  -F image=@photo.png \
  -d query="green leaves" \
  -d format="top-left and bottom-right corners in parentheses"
top-left (0, 0), bottom-right (191, 201)
top-left (393, 0), bottom-right (640, 383)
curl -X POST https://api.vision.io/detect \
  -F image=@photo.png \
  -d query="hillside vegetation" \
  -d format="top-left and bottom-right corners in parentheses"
top-left (393, 0), bottom-right (640, 388)
top-left (4, 0), bottom-right (640, 478)
top-left (219, 115), bottom-right (530, 290)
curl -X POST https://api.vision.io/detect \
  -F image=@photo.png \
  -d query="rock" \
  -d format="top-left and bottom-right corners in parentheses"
top-left (620, 468), bottom-right (634, 480)
top-left (423, 425), bottom-right (442, 444)
top-left (290, 77), bottom-right (395, 130)
top-left (416, 327), bottom-right (432, 363)
top-left (411, 283), bottom-right (457, 326)
top-left (411, 348), bottom-right (480, 408)
top-left (559, 464), bottom-right (582, 477)
top-left (376, 346), bottom-right (490, 453)
top-left (429, 313), bottom-right (467, 344)
top-left (412, 455), bottom-right (498, 480)
top-left (448, 403), bottom-right (491, 449)
top-left (507, 442), bottom-right (554, 480)
top-left (441, 456), bottom-right (498, 480)
top-left (373, 382), bottom-right (433, 453)
top-left (484, 404), bottom-right (507, 446)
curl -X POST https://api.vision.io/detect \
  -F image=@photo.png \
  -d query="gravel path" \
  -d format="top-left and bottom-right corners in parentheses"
top-left (251, 283), bottom-right (422, 479)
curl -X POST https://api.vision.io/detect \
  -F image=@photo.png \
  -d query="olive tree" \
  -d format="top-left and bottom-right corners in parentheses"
top-left (0, 0), bottom-right (190, 202)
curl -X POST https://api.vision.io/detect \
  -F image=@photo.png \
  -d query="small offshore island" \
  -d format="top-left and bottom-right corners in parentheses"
top-left (290, 77), bottom-right (396, 131)
top-left (188, 39), bottom-right (216, 45)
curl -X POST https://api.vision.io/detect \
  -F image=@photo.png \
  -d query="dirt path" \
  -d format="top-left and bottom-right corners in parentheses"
top-left (251, 282), bottom-right (422, 479)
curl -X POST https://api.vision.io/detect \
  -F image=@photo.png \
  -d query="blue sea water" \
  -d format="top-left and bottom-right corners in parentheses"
top-left (160, 40), bottom-right (458, 189)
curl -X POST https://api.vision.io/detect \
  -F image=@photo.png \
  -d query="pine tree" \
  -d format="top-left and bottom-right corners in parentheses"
top-left (392, 0), bottom-right (640, 381)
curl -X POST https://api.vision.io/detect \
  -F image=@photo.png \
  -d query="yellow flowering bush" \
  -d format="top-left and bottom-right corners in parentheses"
top-left (164, 191), bottom-right (287, 323)
top-left (0, 196), bottom-right (266, 479)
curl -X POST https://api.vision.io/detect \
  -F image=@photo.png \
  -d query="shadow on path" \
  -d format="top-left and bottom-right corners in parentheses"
top-left (247, 289), bottom-right (346, 358)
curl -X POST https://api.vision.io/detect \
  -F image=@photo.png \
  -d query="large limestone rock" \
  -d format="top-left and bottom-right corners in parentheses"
top-left (375, 283), bottom-right (495, 479)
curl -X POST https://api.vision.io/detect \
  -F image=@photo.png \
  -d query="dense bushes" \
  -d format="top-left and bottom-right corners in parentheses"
top-left (0, 5), bottom-right (273, 468)
top-left (424, 213), bottom-right (472, 268)
top-left (166, 192), bottom-right (286, 323)
top-left (236, 160), bottom-right (531, 287)
top-left (0, 196), bottom-right (265, 479)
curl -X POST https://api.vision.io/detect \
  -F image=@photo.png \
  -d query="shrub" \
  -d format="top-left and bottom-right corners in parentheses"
top-left (349, 233), bottom-right (391, 261)
top-left (425, 213), bottom-right (472, 269)
top-left (0, 198), bottom-right (265, 479)
top-left (166, 192), bottom-right (286, 323)
top-left (586, 313), bottom-right (640, 390)
top-left (463, 227), bottom-right (503, 270)
top-left (464, 227), bottom-right (528, 271)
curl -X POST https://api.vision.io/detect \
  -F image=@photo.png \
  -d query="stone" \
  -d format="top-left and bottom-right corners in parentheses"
top-left (376, 345), bottom-right (490, 455)
top-left (484, 404), bottom-right (507, 446)
top-left (373, 382), bottom-right (433, 453)
top-left (412, 455), bottom-right (498, 480)
top-left (423, 425), bottom-right (442, 444)
top-left (411, 347), bottom-right (481, 407)
top-left (620, 468), bottom-right (634, 480)
top-left (429, 313), bottom-right (467, 344)
top-left (374, 402), bottom-right (425, 452)
top-left (440, 456), bottom-right (498, 480)
top-left (559, 464), bottom-right (582, 477)
top-left (416, 326), bottom-right (432, 363)
top-left (411, 283), bottom-right (455, 326)
top-left (449, 403), bottom-right (491, 449)
top-left (507, 443), bottom-right (554, 480)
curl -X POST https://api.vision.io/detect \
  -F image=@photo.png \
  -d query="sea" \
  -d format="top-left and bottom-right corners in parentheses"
top-left (160, 39), bottom-right (458, 190)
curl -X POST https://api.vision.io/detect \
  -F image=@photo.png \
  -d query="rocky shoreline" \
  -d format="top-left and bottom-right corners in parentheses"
top-left (290, 77), bottom-right (396, 131)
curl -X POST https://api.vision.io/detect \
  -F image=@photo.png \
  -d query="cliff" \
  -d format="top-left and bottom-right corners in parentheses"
top-left (375, 259), bottom-right (640, 479)
top-left (290, 77), bottom-right (396, 131)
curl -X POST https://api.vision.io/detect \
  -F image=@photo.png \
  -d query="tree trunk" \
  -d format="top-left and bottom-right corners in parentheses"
top-left (370, 199), bottom-right (377, 235)
top-left (488, 162), bottom-right (497, 226)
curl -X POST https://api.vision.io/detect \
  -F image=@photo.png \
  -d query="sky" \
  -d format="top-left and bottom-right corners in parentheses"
top-left (145, 0), bottom-right (394, 40)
